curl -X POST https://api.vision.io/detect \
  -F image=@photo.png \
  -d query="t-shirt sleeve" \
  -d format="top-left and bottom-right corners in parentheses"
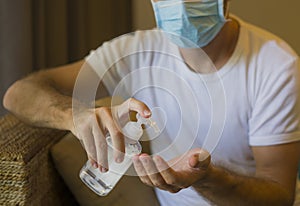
top-left (249, 50), bottom-right (300, 146)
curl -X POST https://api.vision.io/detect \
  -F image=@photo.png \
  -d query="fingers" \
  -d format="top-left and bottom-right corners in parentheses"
top-left (88, 157), bottom-right (98, 168)
top-left (133, 155), bottom-right (151, 183)
top-left (189, 149), bottom-right (211, 169)
top-left (97, 107), bottom-right (125, 163)
top-left (81, 129), bottom-right (97, 163)
top-left (153, 155), bottom-right (181, 190)
top-left (109, 129), bottom-right (125, 163)
top-left (77, 98), bottom-right (150, 174)
top-left (140, 154), bottom-right (163, 187)
top-left (118, 98), bottom-right (152, 120)
top-left (128, 98), bottom-right (152, 117)
top-left (79, 120), bottom-right (108, 172)
top-left (92, 125), bottom-right (108, 172)
top-left (104, 98), bottom-right (151, 162)
top-left (133, 154), bottom-right (181, 193)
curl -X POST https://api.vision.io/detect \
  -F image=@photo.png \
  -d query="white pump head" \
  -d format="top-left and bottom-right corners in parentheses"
top-left (122, 113), bottom-right (160, 141)
top-left (136, 113), bottom-right (160, 134)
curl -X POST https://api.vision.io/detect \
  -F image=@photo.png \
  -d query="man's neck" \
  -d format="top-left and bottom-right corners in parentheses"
top-left (179, 18), bottom-right (240, 73)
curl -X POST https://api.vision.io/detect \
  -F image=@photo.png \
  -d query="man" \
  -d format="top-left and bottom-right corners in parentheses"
top-left (3, 0), bottom-right (300, 205)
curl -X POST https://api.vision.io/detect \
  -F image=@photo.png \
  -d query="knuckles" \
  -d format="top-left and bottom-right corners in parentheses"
top-left (141, 178), bottom-right (152, 186)
top-left (152, 179), bottom-right (166, 187)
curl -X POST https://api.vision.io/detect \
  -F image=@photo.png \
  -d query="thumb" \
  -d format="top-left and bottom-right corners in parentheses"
top-left (189, 150), bottom-right (211, 169)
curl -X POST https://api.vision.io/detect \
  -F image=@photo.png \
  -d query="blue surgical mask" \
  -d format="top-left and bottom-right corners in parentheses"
top-left (151, 0), bottom-right (226, 48)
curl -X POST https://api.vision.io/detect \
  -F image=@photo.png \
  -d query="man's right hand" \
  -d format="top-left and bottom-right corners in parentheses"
top-left (70, 98), bottom-right (151, 173)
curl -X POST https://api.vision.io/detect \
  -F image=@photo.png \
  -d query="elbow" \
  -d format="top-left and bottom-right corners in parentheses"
top-left (279, 190), bottom-right (295, 206)
top-left (281, 198), bottom-right (295, 206)
top-left (285, 195), bottom-right (295, 206)
top-left (3, 85), bottom-right (14, 111)
top-left (3, 82), bottom-right (19, 113)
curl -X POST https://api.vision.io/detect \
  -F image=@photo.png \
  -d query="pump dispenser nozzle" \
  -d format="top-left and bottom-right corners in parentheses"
top-left (136, 113), bottom-right (160, 134)
top-left (123, 113), bottom-right (160, 141)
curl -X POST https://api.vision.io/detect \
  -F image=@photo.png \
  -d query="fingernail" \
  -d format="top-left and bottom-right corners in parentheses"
top-left (144, 110), bottom-right (151, 116)
top-left (198, 151), bottom-right (209, 162)
top-left (101, 167), bottom-right (108, 173)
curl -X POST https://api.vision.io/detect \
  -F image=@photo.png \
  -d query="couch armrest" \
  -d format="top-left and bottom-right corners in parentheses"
top-left (0, 114), bottom-right (76, 206)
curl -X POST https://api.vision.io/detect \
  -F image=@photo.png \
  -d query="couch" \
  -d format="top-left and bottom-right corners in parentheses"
top-left (0, 113), bottom-right (77, 205)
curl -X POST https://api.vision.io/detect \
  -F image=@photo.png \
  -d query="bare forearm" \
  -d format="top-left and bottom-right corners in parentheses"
top-left (193, 166), bottom-right (294, 206)
top-left (3, 75), bottom-right (73, 131)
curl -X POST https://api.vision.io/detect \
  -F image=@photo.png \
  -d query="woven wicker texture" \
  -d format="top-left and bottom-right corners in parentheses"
top-left (0, 114), bottom-right (76, 206)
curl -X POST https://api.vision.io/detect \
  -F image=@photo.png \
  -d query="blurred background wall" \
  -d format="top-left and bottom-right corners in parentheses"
top-left (0, 0), bottom-right (132, 116)
top-left (132, 0), bottom-right (300, 55)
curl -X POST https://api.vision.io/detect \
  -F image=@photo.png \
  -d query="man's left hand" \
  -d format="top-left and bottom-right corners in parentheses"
top-left (132, 148), bottom-right (211, 193)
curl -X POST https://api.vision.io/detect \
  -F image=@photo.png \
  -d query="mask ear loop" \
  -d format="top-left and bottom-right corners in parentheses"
top-left (219, 0), bottom-right (231, 23)
top-left (224, 0), bottom-right (230, 20)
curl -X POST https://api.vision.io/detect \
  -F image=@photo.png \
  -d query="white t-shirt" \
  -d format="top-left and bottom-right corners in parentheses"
top-left (85, 16), bottom-right (300, 206)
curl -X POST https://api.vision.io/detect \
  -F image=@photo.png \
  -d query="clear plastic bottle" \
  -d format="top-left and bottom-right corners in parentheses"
top-left (79, 114), bottom-right (159, 196)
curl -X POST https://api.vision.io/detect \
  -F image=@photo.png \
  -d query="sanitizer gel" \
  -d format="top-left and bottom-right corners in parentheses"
top-left (79, 114), bottom-right (159, 196)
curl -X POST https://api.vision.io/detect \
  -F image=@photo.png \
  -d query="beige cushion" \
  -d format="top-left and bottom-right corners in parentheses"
top-left (51, 133), bottom-right (160, 206)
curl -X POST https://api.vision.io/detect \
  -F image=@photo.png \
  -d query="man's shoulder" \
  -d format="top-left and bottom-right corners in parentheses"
top-left (236, 15), bottom-right (298, 60)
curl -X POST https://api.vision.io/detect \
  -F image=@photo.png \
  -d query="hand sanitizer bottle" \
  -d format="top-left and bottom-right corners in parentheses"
top-left (79, 114), bottom-right (159, 196)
